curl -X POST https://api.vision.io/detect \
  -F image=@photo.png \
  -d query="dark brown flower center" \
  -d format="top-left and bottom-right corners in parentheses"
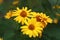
top-left (28, 24), bottom-right (35, 30)
top-left (36, 15), bottom-right (47, 27)
top-left (36, 16), bottom-right (41, 22)
top-left (20, 11), bottom-right (27, 17)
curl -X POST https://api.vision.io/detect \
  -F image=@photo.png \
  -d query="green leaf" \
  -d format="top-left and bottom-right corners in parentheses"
top-left (43, 23), bottom-right (60, 40)
top-left (3, 30), bottom-right (15, 40)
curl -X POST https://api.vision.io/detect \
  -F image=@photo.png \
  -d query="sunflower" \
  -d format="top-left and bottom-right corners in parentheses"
top-left (12, 7), bottom-right (31, 25)
top-left (30, 12), bottom-right (52, 28)
top-left (20, 18), bottom-right (43, 38)
top-left (4, 11), bottom-right (12, 19)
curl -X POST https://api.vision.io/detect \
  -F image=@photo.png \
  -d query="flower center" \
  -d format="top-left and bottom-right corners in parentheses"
top-left (20, 11), bottom-right (27, 17)
top-left (36, 15), bottom-right (41, 22)
top-left (28, 24), bottom-right (35, 30)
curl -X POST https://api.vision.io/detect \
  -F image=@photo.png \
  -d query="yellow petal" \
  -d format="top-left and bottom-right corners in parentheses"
top-left (28, 31), bottom-right (33, 38)
top-left (20, 26), bottom-right (27, 29)
top-left (33, 30), bottom-right (38, 37)
top-left (25, 7), bottom-right (28, 10)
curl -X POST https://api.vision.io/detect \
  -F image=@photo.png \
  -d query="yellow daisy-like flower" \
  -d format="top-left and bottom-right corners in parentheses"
top-left (30, 12), bottom-right (52, 28)
top-left (53, 18), bottom-right (58, 24)
top-left (12, 7), bottom-right (31, 25)
top-left (0, 0), bottom-right (3, 4)
top-left (20, 18), bottom-right (43, 38)
top-left (4, 11), bottom-right (12, 19)
top-left (12, 0), bottom-right (19, 5)
top-left (0, 38), bottom-right (3, 40)
top-left (39, 13), bottom-right (52, 23)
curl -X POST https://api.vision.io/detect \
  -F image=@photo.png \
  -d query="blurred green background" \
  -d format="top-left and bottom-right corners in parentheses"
top-left (0, 0), bottom-right (60, 40)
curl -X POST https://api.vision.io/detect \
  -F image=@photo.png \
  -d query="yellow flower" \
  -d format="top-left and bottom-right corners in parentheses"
top-left (12, 7), bottom-right (31, 25)
top-left (39, 13), bottom-right (53, 23)
top-left (4, 11), bottom-right (12, 19)
top-left (20, 18), bottom-right (43, 38)
top-left (12, 0), bottom-right (19, 5)
top-left (30, 12), bottom-right (52, 28)
top-left (56, 13), bottom-right (60, 16)
top-left (0, 38), bottom-right (3, 40)
top-left (53, 18), bottom-right (58, 24)
top-left (53, 5), bottom-right (60, 9)
top-left (0, 0), bottom-right (3, 4)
